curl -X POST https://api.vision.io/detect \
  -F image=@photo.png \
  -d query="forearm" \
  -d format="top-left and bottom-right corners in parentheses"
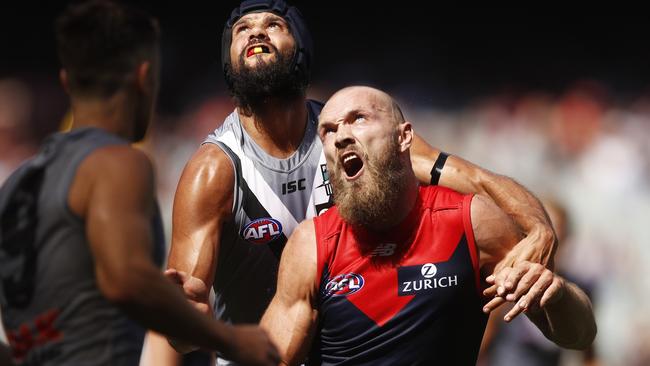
top-left (411, 135), bottom-right (552, 233)
top-left (139, 332), bottom-right (182, 366)
top-left (261, 300), bottom-right (314, 366)
top-left (107, 261), bottom-right (231, 354)
top-left (440, 156), bottom-right (556, 268)
top-left (527, 281), bottom-right (597, 349)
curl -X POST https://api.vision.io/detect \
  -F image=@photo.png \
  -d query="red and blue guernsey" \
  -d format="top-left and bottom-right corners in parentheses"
top-left (311, 186), bottom-right (487, 366)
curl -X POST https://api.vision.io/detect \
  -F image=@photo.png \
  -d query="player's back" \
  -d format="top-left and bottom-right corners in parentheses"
top-left (0, 127), bottom-right (164, 365)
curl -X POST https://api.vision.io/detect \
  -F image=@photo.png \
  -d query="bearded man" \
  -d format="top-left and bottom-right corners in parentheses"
top-left (259, 86), bottom-right (597, 366)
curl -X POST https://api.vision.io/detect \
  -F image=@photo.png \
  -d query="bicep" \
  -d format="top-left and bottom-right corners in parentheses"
top-left (409, 133), bottom-right (442, 185)
top-left (409, 134), bottom-right (488, 194)
top-left (261, 220), bottom-right (318, 365)
top-left (470, 194), bottom-right (523, 271)
top-left (168, 144), bottom-right (235, 287)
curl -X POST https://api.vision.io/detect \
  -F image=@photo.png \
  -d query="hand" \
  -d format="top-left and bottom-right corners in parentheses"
top-left (165, 268), bottom-right (211, 315)
top-left (493, 223), bottom-right (557, 275)
top-left (488, 223), bottom-right (557, 299)
top-left (223, 325), bottom-right (281, 366)
top-left (164, 268), bottom-right (212, 354)
top-left (482, 261), bottom-right (565, 322)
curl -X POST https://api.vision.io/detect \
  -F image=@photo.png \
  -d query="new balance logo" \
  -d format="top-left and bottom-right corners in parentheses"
top-left (371, 243), bottom-right (397, 257)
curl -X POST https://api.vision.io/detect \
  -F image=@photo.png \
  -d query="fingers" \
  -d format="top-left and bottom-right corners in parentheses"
top-left (502, 263), bottom-right (530, 296)
top-left (483, 283), bottom-right (497, 298)
top-left (164, 268), bottom-right (188, 285)
top-left (492, 266), bottom-right (512, 297)
top-left (505, 264), bottom-right (543, 302)
top-left (517, 270), bottom-right (554, 312)
top-left (482, 296), bottom-right (506, 314)
top-left (540, 276), bottom-right (565, 307)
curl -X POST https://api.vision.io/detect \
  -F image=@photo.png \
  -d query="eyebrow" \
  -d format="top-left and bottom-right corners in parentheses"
top-left (233, 14), bottom-right (287, 28)
top-left (319, 108), bottom-right (369, 127)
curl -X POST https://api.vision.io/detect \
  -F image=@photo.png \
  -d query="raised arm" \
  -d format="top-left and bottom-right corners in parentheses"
top-left (410, 134), bottom-right (557, 273)
top-left (471, 194), bottom-right (597, 350)
top-left (261, 220), bottom-right (319, 366)
top-left (79, 145), bottom-right (278, 365)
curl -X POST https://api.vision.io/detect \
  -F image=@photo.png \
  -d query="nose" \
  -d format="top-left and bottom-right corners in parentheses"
top-left (334, 123), bottom-right (355, 150)
top-left (249, 24), bottom-right (269, 42)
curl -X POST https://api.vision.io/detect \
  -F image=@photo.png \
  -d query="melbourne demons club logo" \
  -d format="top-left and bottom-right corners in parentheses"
top-left (323, 273), bottom-right (365, 298)
top-left (240, 218), bottom-right (283, 245)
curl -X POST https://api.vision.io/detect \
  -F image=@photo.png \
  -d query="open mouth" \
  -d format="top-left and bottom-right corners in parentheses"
top-left (340, 152), bottom-right (364, 179)
top-left (246, 44), bottom-right (271, 57)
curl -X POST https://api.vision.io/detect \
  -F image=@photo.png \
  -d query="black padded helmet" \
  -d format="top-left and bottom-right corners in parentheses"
top-left (222, 0), bottom-right (313, 88)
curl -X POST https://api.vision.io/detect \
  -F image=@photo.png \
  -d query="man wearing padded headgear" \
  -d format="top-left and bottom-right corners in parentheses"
top-left (146, 0), bottom-right (559, 364)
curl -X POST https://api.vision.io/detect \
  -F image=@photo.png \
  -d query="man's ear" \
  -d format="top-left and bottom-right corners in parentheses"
top-left (398, 121), bottom-right (414, 152)
top-left (135, 61), bottom-right (152, 93)
top-left (59, 69), bottom-right (70, 93)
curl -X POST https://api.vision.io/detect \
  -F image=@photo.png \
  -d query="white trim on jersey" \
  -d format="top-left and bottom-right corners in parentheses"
top-left (306, 149), bottom-right (328, 219)
top-left (217, 131), bottom-right (300, 236)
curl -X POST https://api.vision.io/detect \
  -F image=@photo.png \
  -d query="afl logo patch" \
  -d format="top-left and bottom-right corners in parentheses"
top-left (241, 218), bottom-right (283, 245)
top-left (323, 273), bottom-right (365, 298)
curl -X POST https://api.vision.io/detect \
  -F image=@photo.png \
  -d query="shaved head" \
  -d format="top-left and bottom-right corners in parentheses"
top-left (319, 86), bottom-right (404, 128)
top-left (318, 85), bottom-right (415, 230)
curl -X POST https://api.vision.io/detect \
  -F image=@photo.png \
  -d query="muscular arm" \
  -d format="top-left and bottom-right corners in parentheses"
top-left (168, 143), bottom-right (234, 294)
top-left (410, 134), bottom-right (557, 273)
top-left (261, 220), bottom-right (319, 366)
top-left (142, 143), bottom-right (235, 359)
top-left (76, 145), bottom-right (238, 352)
top-left (472, 195), bottom-right (597, 350)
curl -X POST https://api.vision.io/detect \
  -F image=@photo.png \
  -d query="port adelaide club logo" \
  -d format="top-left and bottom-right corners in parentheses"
top-left (240, 217), bottom-right (283, 245)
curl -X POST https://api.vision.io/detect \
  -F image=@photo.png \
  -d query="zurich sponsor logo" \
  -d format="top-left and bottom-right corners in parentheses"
top-left (397, 263), bottom-right (459, 296)
top-left (323, 273), bottom-right (364, 298)
top-left (420, 263), bottom-right (437, 278)
top-left (241, 218), bottom-right (283, 245)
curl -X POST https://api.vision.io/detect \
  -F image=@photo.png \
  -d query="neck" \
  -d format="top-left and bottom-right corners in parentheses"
top-left (238, 95), bottom-right (307, 158)
top-left (68, 90), bottom-right (138, 141)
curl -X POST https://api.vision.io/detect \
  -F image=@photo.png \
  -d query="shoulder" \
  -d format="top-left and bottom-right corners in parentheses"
top-left (282, 219), bottom-right (317, 268)
top-left (420, 185), bottom-right (467, 210)
top-left (312, 206), bottom-right (344, 240)
top-left (81, 145), bottom-right (154, 189)
top-left (173, 143), bottom-right (235, 220)
top-left (180, 143), bottom-right (235, 191)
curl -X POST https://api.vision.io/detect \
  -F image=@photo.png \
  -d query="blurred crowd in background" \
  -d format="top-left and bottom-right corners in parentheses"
top-left (1, 3), bottom-right (649, 366)
top-left (2, 73), bottom-right (649, 366)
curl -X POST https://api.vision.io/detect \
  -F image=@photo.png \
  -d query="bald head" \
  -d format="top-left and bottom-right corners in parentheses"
top-left (318, 86), bottom-right (417, 230)
top-left (319, 86), bottom-right (404, 129)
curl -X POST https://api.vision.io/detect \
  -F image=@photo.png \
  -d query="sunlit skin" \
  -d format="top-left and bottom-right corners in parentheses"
top-left (230, 12), bottom-right (296, 72)
top-left (318, 87), bottom-right (410, 184)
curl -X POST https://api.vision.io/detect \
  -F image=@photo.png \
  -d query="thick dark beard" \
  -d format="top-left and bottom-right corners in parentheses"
top-left (226, 48), bottom-right (307, 113)
top-left (331, 136), bottom-right (408, 230)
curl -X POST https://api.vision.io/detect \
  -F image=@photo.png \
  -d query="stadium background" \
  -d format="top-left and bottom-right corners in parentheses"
top-left (1, 2), bottom-right (649, 365)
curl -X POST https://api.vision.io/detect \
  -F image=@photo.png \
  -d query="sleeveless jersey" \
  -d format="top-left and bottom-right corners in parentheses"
top-left (312, 186), bottom-right (486, 366)
top-left (203, 100), bottom-right (332, 325)
top-left (0, 128), bottom-right (165, 365)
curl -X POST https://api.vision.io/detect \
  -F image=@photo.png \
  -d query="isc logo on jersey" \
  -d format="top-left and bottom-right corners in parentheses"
top-left (323, 273), bottom-right (364, 299)
top-left (241, 218), bottom-right (283, 245)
